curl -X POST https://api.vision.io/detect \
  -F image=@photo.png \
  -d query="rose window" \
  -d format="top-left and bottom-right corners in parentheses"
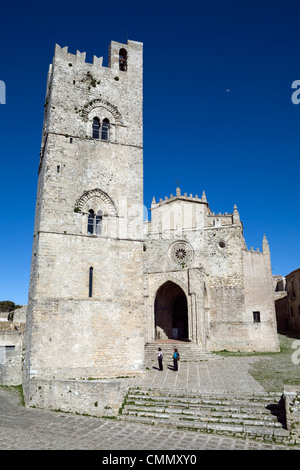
top-left (169, 242), bottom-right (194, 267)
top-left (175, 248), bottom-right (186, 260)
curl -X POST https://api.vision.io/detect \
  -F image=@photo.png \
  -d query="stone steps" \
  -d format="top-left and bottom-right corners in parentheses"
top-left (145, 341), bottom-right (220, 365)
top-left (119, 388), bottom-right (292, 444)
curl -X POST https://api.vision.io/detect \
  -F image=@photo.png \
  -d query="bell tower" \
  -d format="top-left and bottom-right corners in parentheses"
top-left (23, 40), bottom-right (145, 408)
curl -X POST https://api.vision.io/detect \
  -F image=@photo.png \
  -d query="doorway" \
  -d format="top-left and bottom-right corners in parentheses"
top-left (154, 281), bottom-right (188, 340)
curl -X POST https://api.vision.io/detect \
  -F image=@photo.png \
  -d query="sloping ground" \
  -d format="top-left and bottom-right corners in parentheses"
top-left (248, 333), bottom-right (300, 392)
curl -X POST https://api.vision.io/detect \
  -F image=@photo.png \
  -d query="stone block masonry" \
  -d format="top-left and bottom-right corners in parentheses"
top-left (28, 379), bottom-right (124, 417)
top-left (23, 39), bottom-right (145, 413)
top-left (23, 36), bottom-right (279, 419)
top-left (284, 386), bottom-right (300, 443)
top-left (144, 189), bottom-right (279, 353)
top-left (0, 321), bottom-right (26, 385)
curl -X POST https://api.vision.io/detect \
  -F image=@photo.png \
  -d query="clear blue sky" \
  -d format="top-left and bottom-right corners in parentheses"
top-left (1, 0), bottom-right (300, 305)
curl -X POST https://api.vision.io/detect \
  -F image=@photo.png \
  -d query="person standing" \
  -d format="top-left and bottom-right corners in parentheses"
top-left (157, 348), bottom-right (163, 371)
top-left (173, 347), bottom-right (179, 371)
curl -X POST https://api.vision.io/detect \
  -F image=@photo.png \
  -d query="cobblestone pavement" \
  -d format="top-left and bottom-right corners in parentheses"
top-left (0, 384), bottom-right (291, 451)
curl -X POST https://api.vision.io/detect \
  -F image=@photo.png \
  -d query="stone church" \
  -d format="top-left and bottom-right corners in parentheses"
top-left (23, 40), bottom-right (279, 413)
top-left (144, 188), bottom-right (278, 353)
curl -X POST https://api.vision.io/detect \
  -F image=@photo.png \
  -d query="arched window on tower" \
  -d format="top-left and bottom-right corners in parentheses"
top-left (101, 118), bottom-right (110, 141)
top-left (95, 210), bottom-right (103, 235)
top-left (119, 48), bottom-right (127, 71)
top-left (92, 117), bottom-right (100, 139)
top-left (88, 209), bottom-right (95, 234)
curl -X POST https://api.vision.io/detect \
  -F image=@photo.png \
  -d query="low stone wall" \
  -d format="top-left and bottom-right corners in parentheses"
top-left (0, 349), bottom-right (24, 385)
top-left (0, 321), bottom-right (26, 386)
top-left (283, 385), bottom-right (300, 443)
top-left (24, 378), bottom-right (127, 417)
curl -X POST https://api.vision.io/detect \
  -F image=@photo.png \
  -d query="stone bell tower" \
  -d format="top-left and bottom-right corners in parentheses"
top-left (23, 40), bottom-right (145, 411)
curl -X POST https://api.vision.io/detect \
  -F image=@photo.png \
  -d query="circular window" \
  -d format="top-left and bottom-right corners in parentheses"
top-left (219, 241), bottom-right (226, 248)
top-left (169, 241), bottom-right (194, 267)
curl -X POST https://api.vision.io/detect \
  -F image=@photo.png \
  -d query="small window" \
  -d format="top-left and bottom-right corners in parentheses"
top-left (95, 210), bottom-right (102, 235)
top-left (89, 267), bottom-right (93, 298)
top-left (5, 345), bottom-right (15, 351)
top-left (253, 311), bottom-right (261, 323)
top-left (88, 209), bottom-right (95, 234)
top-left (101, 118), bottom-right (110, 141)
top-left (119, 48), bottom-right (127, 71)
top-left (92, 117), bottom-right (100, 139)
top-left (87, 209), bottom-right (103, 235)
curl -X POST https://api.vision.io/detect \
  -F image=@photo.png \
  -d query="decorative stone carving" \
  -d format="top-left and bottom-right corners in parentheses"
top-left (169, 241), bottom-right (194, 267)
top-left (75, 188), bottom-right (117, 215)
top-left (81, 98), bottom-right (124, 125)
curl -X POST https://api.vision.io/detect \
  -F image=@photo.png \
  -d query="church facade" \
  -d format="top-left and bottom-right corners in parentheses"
top-left (144, 188), bottom-right (279, 352)
top-left (23, 40), bottom-right (279, 413)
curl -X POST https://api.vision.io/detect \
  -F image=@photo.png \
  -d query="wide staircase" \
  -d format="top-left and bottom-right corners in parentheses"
top-left (119, 388), bottom-right (292, 445)
top-left (144, 340), bottom-right (220, 367)
top-left (119, 340), bottom-right (294, 445)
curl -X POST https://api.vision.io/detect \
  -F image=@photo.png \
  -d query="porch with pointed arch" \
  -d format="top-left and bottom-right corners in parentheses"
top-left (154, 280), bottom-right (189, 341)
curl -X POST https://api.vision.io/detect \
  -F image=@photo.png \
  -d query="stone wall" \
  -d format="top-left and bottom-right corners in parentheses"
top-left (0, 349), bottom-right (24, 385)
top-left (274, 269), bottom-right (300, 333)
top-left (284, 385), bottom-right (300, 443)
top-left (145, 189), bottom-right (279, 352)
top-left (275, 294), bottom-right (289, 331)
top-left (0, 321), bottom-right (26, 385)
top-left (24, 40), bottom-right (145, 410)
top-left (26, 378), bottom-right (126, 417)
top-left (242, 247), bottom-right (279, 352)
top-left (204, 225), bottom-right (246, 351)
top-left (286, 269), bottom-right (300, 332)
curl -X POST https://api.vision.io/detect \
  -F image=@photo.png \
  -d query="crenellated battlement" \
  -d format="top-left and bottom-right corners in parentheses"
top-left (41, 38), bottom-right (143, 153)
top-left (148, 186), bottom-right (245, 237)
top-left (151, 187), bottom-right (209, 208)
top-left (54, 44), bottom-right (103, 67)
top-left (52, 39), bottom-right (143, 72)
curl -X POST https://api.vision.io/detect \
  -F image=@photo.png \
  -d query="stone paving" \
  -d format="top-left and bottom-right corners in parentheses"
top-left (133, 354), bottom-right (266, 395)
top-left (0, 353), bottom-right (294, 450)
top-left (0, 387), bottom-right (290, 450)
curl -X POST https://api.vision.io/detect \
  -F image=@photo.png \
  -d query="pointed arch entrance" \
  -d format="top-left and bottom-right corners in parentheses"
top-left (154, 281), bottom-right (189, 340)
